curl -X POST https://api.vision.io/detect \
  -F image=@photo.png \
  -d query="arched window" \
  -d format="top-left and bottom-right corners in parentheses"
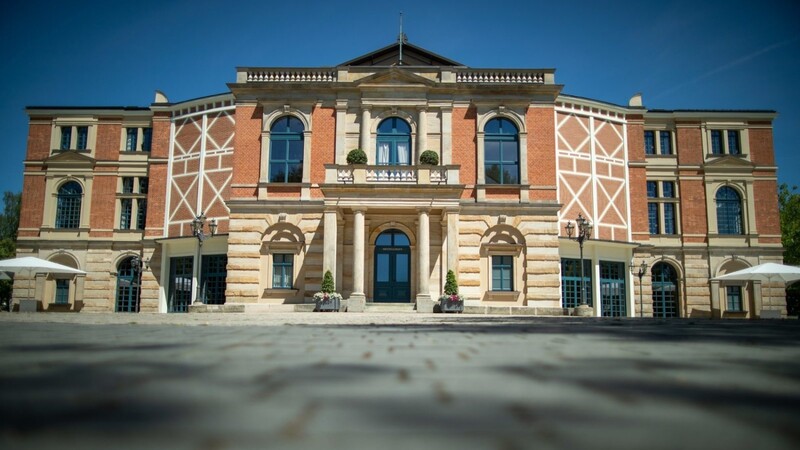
top-left (116, 257), bottom-right (141, 312)
top-left (484, 118), bottom-right (519, 184)
top-left (716, 186), bottom-right (743, 235)
top-left (376, 118), bottom-right (411, 165)
top-left (651, 262), bottom-right (679, 318)
top-left (55, 181), bottom-right (82, 229)
top-left (269, 116), bottom-right (304, 183)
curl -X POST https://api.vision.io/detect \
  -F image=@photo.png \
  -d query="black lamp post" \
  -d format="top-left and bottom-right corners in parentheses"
top-left (565, 214), bottom-right (593, 315)
top-left (630, 260), bottom-right (648, 318)
top-left (191, 213), bottom-right (217, 305)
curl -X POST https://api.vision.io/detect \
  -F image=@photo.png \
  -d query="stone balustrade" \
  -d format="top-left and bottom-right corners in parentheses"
top-left (325, 165), bottom-right (459, 185)
top-left (455, 69), bottom-right (551, 84)
top-left (245, 69), bottom-right (337, 83)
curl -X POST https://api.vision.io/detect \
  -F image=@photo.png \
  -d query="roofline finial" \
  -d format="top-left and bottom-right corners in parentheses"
top-left (398, 12), bottom-right (407, 65)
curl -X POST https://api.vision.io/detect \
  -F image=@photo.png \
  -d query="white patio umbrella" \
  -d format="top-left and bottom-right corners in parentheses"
top-left (0, 256), bottom-right (86, 301)
top-left (713, 262), bottom-right (800, 309)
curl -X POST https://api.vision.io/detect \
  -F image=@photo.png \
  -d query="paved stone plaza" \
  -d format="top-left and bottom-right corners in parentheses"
top-left (0, 313), bottom-right (798, 450)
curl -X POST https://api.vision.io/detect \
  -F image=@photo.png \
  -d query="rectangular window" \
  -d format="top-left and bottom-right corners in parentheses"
top-left (662, 181), bottom-right (675, 198)
top-left (727, 130), bottom-right (740, 155)
top-left (711, 130), bottom-right (723, 154)
top-left (142, 127), bottom-right (152, 152)
top-left (126, 128), bottom-right (138, 151)
top-left (600, 261), bottom-right (627, 317)
top-left (122, 177), bottom-right (134, 194)
top-left (726, 285), bottom-right (743, 311)
top-left (168, 256), bottom-right (194, 313)
top-left (491, 255), bottom-right (513, 291)
top-left (136, 199), bottom-right (147, 230)
top-left (560, 258), bottom-right (593, 308)
top-left (647, 181), bottom-right (658, 198)
top-left (648, 203), bottom-right (660, 235)
top-left (644, 131), bottom-right (655, 155)
top-left (60, 126), bottom-right (72, 150)
top-left (663, 203), bottom-right (676, 234)
top-left (139, 177), bottom-right (149, 194)
top-left (272, 254), bottom-right (294, 289)
top-left (76, 126), bottom-right (88, 150)
top-left (120, 199), bottom-right (132, 230)
top-left (659, 131), bottom-right (672, 155)
top-left (55, 279), bottom-right (70, 304)
top-left (201, 254), bottom-right (228, 305)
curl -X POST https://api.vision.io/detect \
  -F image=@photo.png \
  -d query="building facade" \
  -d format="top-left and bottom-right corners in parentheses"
top-left (13, 42), bottom-right (785, 318)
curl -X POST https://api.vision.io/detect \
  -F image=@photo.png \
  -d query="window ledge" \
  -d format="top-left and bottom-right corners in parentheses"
top-left (264, 288), bottom-right (299, 297)
top-left (644, 154), bottom-right (677, 158)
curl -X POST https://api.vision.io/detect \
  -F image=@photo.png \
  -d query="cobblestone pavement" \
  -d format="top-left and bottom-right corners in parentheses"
top-left (1, 312), bottom-right (799, 450)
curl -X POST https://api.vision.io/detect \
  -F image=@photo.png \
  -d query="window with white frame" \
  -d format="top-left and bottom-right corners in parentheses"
top-left (647, 180), bottom-right (679, 235)
top-left (117, 176), bottom-right (148, 230)
top-left (122, 127), bottom-right (153, 152)
top-left (709, 129), bottom-right (742, 156)
top-left (644, 130), bottom-right (673, 155)
top-left (57, 125), bottom-right (91, 152)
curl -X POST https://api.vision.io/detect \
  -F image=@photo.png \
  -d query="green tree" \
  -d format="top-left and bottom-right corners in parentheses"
top-left (444, 270), bottom-right (459, 295)
top-left (321, 270), bottom-right (335, 294)
top-left (0, 192), bottom-right (21, 309)
top-left (779, 183), bottom-right (800, 316)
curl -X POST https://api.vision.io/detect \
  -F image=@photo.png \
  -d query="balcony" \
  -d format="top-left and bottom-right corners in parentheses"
top-left (324, 164), bottom-right (460, 185)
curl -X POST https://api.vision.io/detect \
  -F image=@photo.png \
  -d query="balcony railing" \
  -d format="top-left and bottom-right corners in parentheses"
top-left (325, 164), bottom-right (460, 185)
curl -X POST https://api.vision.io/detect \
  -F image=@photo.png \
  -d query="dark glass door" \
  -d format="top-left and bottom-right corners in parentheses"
top-left (373, 230), bottom-right (411, 303)
top-left (168, 256), bottom-right (194, 313)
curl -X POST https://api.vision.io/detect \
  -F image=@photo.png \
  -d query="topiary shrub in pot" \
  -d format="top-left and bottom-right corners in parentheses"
top-left (314, 270), bottom-right (342, 312)
top-left (439, 269), bottom-right (464, 313)
top-left (419, 150), bottom-right (439, 166)
top-left (346, 148), bottom-right (368, 165)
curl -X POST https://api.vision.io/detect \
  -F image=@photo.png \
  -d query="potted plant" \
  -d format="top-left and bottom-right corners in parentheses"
top-left (439, 270), bottom-right (464, 313)
top-left (419, 150), bottom-right (439, 166)
top-left (314, 270), bottom-right (342, 312)
top-left (346, 148), bottom-right (367, 165)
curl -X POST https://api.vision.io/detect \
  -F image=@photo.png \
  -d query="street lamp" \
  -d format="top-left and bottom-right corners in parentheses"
top-left (565, 213), bottom-right (593, 316)
top-left (630, 260), bottom-right (648, 318)
top-left (191, 213), bottom-right (217, 305)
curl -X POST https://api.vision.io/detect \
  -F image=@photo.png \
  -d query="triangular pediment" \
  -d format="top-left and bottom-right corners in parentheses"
top-left (353, 68), bottom-right (437, 87)
top-left (44, 150), bottom-right (96, 168)
top-left (704, 155), bottom-right (755, 171)
top-left (341, 41), bottom-right (463, 67)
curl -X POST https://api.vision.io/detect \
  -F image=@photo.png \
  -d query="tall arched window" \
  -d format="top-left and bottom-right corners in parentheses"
top-left (716, 186), bottom-right (743, 235)
top-left (651, 262), bottom-right (678, 318)
top-left (55, 181), bottom-right (82, 229)
top-left (116, 257), bottom-right (141, 313)
top-left (484, 118), bottom-right (519, 184)
top-left (376, 118), bottom-right (411, 165)
top-left (269, 116), bottom-right (304, 183)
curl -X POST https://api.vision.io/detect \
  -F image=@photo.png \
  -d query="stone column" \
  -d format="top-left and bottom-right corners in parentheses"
top-left (417, 107), bottom-right (428, 159)
top-left (335, 100), bottom-right (348, 164)
top-left (322, 209), bottom-right (338, 285)
top-left (710, 280), bottom-right (721, 318)
top-left (416, 208), bottom-right (434, 312)
top-left (360, 106), bottom-right (371, 157)
top-left (446, 209), bottom-right (459, 275)
top-left (348, 209), bottom-right (367, 312)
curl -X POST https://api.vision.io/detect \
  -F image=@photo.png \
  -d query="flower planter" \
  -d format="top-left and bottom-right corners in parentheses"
top-left (314, 295), bottom-right (341, 312)
top-left (439, 296), bottom-right (464, 313)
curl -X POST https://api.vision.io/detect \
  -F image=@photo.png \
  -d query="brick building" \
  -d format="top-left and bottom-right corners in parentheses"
top-left (13, 41), bottom-right (785, 318)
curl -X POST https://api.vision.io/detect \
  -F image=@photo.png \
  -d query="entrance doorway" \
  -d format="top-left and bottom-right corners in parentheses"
top-left (373, 229), bottom-right (411, 302)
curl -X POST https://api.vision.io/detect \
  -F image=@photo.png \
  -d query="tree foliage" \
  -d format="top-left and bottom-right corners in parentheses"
top-left (0, 192), bottom-right (21, 308)
top-left (779, 183), bottom-right (800, 265)
top-left (444, 270), bottom-right (459, 295)
top-left (321, 270), bottom-right (335, 293)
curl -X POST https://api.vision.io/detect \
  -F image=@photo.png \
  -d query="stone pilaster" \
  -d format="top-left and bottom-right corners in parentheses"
top-left (416, 208), bottom-right (433, 312)
top-left (323, 208), bottom-right (338, 282)
top-left (360, 106), bottom-right (371, 156)
top-left (349, 209), bottom-right (366, 312)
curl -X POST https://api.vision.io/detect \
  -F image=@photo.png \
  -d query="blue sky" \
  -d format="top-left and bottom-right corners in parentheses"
top-left (1, 0), bottom-right (799, 209)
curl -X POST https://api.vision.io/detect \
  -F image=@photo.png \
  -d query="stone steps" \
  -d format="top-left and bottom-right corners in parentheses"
top-left (363, 303), bottom-right (416, 313)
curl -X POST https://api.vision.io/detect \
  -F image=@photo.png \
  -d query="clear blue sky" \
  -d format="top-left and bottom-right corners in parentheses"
top-left (2, 0), bottom-right (799, 209)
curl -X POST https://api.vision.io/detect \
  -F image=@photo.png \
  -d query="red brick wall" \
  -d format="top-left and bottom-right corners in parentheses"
top-left (679, 176), bottom-right (708, 242)
top-left (26, 123), bottom-right (52, 160)
top-left (18, 173), bottom-right (45, 237)
top-left (676, 123), bottom-right (702, 165)
top-left (527, 106), bottom-right (556, 201)
top-left (95, 119), bottom-right (121, 161)
top-left (231, 105), bottom-right (262, 199)
top-left (626, 117), bottom-right (649, 241)
top-left (311, 106), bottom-right (335, 185)
top-left (754, 179), bottom-right (781, 243)
top-left (748, 126), bottom-right (775, 166)
top-left (144, 113), bottom-right (170, 238)
top-left (89, 173), bottom-right (116, 237)
top-left (452, 106), bottom-right (476, 199)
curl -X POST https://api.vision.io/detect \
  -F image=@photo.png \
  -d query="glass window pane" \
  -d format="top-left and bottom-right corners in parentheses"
top-left (60, 127), bottom-right (72, 150)
top-left (664, 203), bottom-right (676, 234)
top-left (484, 119), bottom-right (500, 134)
top-left (501, 141), bottom-right (518, 161)
top-left (659, 131), bottom-right (672, 155)
top-left (288, 117), bottom-right (304, 133)
top-left (76, 127), bottom-right (88, 150)
top-left (287, 163), bottom-right (303, 182)
top-left (503, 165), bottom-right (519, 184)
top-left (288, 140), bottom-right (303, 161)
top-left (393, 232), bottom-right (409, 246)
top-left (727, 131), bottom-right (740, 155)
top-left (395, 254), bottom-right (409, 282)
top-left (649, 203), bottom-right (660, 235)
top-left (711, 130), bottom-right (723, 154)
top-left (485, 141), bottom-right (500, 162)
top-left (662, 182), bottom-right (674, 198)
top-left (376, 254), bottom-right (390, 282)
top-left (269, 164), bottom-right (286, 183)
top-left (485, 164), bottom-right (501, 184)
top-left (644, 131), bottom-right (655, 154)
top-left (647, 181), bottom-right (657, 198)
top-left (376, 233), bottom-right (391, 246)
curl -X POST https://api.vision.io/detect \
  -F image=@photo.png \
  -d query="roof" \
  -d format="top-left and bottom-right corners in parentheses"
top-left (339, 41), bottom-right (464, 67)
